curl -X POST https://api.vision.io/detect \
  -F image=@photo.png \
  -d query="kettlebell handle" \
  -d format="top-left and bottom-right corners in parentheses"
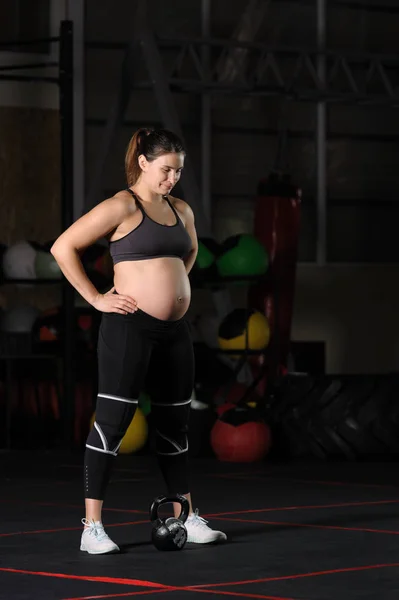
top-left (150, 494), bottom-right (190, 524)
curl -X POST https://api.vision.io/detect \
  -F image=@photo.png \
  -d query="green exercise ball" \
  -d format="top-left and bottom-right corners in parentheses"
top-left (192, 238), bottom-right (221, 282)
top-left (216, 234), bottom-right (269, 278)
top-left (138, 391), bottom-right (151, 416)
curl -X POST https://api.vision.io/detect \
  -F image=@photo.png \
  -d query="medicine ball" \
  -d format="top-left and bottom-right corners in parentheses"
top-left (218, 308), bottom-right (270, 353)
top-left (0, 305), bottom-right (40, 333)
top-left (2, 241), bottom-right (37, 281)
top-left (216, 234), bottom-right (269, 279)
top-left (211, 405), bottom-right (272, 463)
top-left (191, 238), bottom-right (221, 282)
top-left (90, 407), bottom-right (148, 454)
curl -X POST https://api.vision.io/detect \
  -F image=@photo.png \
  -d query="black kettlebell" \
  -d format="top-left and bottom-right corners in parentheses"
top-left (150, 494), bottom-right (189, 551)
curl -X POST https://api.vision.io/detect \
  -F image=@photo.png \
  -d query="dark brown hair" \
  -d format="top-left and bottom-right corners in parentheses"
top-left (125, 128), bottom-right (185, 186)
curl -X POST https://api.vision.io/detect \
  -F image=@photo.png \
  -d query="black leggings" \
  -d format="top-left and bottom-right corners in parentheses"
top-left (84, 308), bottom-right (195, 499)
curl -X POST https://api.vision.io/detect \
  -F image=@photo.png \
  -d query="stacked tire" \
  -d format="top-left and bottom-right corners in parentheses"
top-left (269, 373), bottom-right (399, 460)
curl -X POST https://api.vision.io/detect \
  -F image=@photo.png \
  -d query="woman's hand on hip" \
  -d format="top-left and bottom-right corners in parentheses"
top-left (92, 286), bottom-right (138, 314)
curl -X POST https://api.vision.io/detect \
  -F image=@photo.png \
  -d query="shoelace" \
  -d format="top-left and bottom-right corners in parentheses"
top-left (187, 509), bottom-right (209, 528)
top-left (81, 518), bottom-right (109, 542)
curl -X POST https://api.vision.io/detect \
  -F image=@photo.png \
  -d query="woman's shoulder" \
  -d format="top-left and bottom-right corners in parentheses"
top-left (106, 189), bottom-right (139, 215)
top-left (168, 195), bottom-right (193, 218)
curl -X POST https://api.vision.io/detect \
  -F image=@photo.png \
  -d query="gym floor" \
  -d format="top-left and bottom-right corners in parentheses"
top-left (1, 452), bottom-right (399, 599)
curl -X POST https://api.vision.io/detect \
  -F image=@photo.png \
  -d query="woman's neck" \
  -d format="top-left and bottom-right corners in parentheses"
top-left (130, 183), bottom-right (164, 204)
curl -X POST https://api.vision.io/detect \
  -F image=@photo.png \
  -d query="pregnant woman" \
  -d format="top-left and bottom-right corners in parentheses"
top-left (51, 127), bottom-right (227, 554)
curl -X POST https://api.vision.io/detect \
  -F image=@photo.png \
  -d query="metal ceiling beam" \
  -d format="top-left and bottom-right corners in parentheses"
top-left (140, 36), bottom-right (399, 106)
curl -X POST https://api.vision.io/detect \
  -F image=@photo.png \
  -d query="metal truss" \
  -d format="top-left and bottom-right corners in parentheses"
top-left (140, 37), bottom-right (399, 107)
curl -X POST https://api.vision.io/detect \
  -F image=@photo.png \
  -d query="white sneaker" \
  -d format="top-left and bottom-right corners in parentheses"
top-left (185, 509), bottom-right (227, 544)
top-left (80, 519), bottom-right (120, 554)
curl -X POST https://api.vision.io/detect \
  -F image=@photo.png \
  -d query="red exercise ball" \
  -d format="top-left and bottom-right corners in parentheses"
top-left (211, 407), bottom-right (272, 462)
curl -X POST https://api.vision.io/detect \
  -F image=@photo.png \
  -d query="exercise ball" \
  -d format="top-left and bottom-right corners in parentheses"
top-left (216, 234), bottom-right (269, 278)
top-left (2, 241), bottom-right (37, 281)
top-left (218, 308), bottom-right (270, 353)
top-left (0, 305), bottom-right (40, 333)
top-left (90, 407), bottom-right (148, 454)
top-left (211, 406), bottom-right (272, 462)
top-left (138, 391), bottom-right (151, 416)
top-left (197, 238), bottom-right (220, 269)
top-left (191, 238), bottom-right (221, 282)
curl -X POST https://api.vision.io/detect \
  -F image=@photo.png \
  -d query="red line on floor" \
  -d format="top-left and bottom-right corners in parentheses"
top-left (104, 507), bottom-right (147, 515)
top-left (0, 568), bottom-right (169, 588)
top-left (61, 588), bottom-right (179, 599)
top-left (0, 519), bottom-right (148, 538)
top-left (0, 526), bottom-right (84, 537)
top-left (215, 515), bottom-right (399, 535)
top-left (2, 498), bottom-right (397, 534)
top-left (7, 563), bottom-right (395, 598)
top-left (189, 589), bottom-right (296, 599)
top-left (3, 497), bottom-right (397, 525)
top-left (187, 562), bottom-right (399, 589)
top-left (61, 588), bottom-right (296, 600)
top-left (205, 499), bottom-right (399, 518)
top-left (39, 502), bottom-right (147, 515)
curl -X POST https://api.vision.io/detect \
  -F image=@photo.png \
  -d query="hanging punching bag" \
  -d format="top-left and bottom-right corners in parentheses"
top-left (248, 172), bottom-right (301, 387)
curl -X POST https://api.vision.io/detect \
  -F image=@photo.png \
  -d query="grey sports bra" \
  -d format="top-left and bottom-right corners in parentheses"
top-left (109, 189), bottom-right (192, 264)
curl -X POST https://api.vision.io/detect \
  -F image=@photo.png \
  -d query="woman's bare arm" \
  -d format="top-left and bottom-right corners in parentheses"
top-left (173, 198), bottom-right (198, 275)
top-left (51, 194), bottom-right (137, 313)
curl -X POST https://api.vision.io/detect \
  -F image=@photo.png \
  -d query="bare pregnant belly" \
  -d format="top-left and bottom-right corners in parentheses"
top-left (113, 257), bottom-right (191, 321)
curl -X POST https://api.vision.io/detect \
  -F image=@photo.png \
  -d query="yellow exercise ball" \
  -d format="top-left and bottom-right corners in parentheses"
top-left (218, 308), bottom-right (270, 353)
top-left (90, 407), bottom-right (148, 454)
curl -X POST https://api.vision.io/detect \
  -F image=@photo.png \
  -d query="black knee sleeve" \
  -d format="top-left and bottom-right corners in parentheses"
top-left (84, 393), bottom-right (138, 499)
top-left (86, 393), bottom-right (138, 456)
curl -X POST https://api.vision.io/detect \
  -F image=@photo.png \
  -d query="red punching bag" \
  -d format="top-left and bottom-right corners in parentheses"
top-left (248, 172), bottom-right (301, 381)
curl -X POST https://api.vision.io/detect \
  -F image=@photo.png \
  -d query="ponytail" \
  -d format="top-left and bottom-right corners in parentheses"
top-left (125, 128), bottom-right (151, 186)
